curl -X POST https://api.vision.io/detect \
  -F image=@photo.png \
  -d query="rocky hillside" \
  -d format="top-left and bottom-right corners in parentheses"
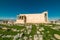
top-left (0, 24), bottom-right (60, 40)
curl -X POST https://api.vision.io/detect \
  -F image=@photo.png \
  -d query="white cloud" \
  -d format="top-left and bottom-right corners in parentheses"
top-left (0, 17), bottom-right (16, 20)
top-left (49, 17), bottom-right (60, 21)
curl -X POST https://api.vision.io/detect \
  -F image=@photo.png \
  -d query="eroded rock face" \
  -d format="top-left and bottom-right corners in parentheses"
top-left (54, 34), bottom-right (60, 39)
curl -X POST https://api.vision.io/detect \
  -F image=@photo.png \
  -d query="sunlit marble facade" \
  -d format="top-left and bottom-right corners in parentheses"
top-left (15, 11), bottom-right (48, 24)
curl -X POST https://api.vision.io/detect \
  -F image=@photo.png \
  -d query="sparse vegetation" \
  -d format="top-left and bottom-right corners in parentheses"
top-left (0, 24), bottom-right (60, 40)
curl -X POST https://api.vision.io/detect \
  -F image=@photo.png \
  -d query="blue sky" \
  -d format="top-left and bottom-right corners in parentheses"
top-left (0, 0), bottom-right (60, 20)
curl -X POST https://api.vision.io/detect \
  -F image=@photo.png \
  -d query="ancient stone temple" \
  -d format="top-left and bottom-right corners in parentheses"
top-left (15, 11), bottom-right (48, 24)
